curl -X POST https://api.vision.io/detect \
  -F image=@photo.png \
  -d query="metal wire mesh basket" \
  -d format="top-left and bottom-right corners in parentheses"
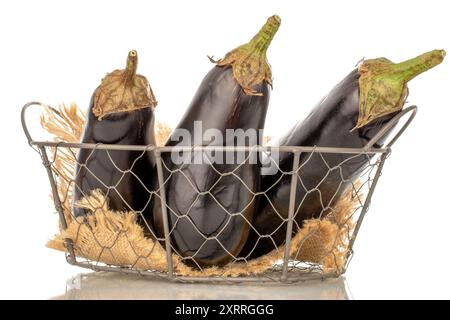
top-left (21, 102), bottom-right (417, 283)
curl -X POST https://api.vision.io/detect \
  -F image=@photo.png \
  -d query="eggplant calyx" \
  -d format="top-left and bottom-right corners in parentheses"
top-left (93, 50), bottom-right (157, 119)
top-left (211, 15), bottom-right (281, 96)
top-left (354, 49), bottom-right (446, 130)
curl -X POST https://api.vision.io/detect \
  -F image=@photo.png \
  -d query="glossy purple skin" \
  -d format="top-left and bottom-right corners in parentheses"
top-left (73, 93), bottom-right (157, 232)
top-left (153, 66), bottom-right (270, 267)
top-left (240, 69), bottom-right (399, 259)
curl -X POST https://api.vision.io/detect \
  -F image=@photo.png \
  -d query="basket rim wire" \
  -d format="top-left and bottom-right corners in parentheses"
top-left (21, 102), bottom-right (417, 283)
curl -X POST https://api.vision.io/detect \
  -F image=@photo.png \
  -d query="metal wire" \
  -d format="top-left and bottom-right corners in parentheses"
top-left (21, 102), bottom-right (417, 283)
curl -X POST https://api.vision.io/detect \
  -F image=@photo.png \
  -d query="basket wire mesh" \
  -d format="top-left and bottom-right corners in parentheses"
top-left (21, 102), bottom-right (417, 283)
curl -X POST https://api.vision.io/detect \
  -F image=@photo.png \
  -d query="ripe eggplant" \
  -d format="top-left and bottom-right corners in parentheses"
top-left (73, 50), bottom-right (158, 231)
top-left (153, 16), bottom-right (281, 267)
top-left (241, 49), bottom-right (446, 259)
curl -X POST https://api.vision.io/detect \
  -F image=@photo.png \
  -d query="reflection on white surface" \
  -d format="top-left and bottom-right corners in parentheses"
top-left (51, 272), bottom-right (351, 300)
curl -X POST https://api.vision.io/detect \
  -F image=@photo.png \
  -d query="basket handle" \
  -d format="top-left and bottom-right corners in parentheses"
top-left (363, 105), bottom-right (418, 151)
top-left (21, 101), bottom-right (54, 144)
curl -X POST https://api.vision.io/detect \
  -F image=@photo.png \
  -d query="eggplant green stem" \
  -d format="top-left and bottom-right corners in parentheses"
top-left (393, 49), bottom-right (446, 82)
top-left (247, 15), bottom-right (280, 54)
top-left (355, 49), bottom-right (446, 129)
top-left (124, 50), bottom-right (138, 82)
top-left (93, 50), bottom-right (157, 119)
top-left (211, 15), bottom-right (281, 95)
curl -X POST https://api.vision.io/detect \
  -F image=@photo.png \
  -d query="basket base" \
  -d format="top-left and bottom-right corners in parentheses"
top-left (68, 260), bottom-right (343, 284)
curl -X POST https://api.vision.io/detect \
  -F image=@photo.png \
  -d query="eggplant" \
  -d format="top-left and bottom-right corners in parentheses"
top-left (73, 50), bottom-right (158, 232)
top-left (153, 16), bottom-right (281, 267)
top-left (241, 49), bottom-right (446, 259)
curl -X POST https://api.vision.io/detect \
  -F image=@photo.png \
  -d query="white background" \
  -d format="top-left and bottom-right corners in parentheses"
top-left (0, 0), bottom-right (449, 299)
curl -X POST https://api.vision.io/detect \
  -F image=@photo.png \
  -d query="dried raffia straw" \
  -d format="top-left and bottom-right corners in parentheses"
top-left (40, 103), bottom-right (86, 226)
top-left (40, 103), bottom-right (85, 143)
top-left (155, 121), bottom-right (173, 147)
top-left (47, 186), bottom-right (359, 276)
top-left (42, 103), bottom-right (359, 275)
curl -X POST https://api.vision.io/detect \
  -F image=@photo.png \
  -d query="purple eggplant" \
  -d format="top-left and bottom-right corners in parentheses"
top-left (241, 49), bottom-right (446, 259)
top-left (73, 50), bottom-right (158, 232)
top-left (153, 16), bottom-right (281, 267)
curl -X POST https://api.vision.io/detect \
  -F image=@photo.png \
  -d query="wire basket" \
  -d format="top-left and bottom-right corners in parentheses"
top-left (21, 102), bottom-right (417, 283)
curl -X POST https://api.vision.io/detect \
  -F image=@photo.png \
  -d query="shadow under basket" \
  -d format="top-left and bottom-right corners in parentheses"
top-left (21, 102), bottom-right (417, 284)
